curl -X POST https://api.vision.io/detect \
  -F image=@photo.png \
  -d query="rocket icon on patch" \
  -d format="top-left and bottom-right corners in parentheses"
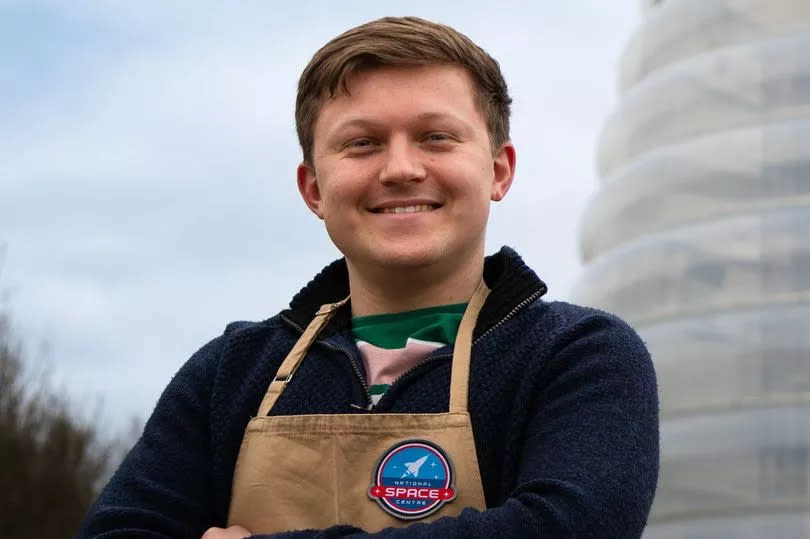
top-left (401, 455), bottom-right (429, 479)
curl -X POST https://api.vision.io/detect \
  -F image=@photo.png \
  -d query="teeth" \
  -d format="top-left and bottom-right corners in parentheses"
top-left (380, 204), bottom-right (435, 214)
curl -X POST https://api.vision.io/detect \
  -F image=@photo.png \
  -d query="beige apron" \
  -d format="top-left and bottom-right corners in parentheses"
top-left (227, 281), bottom-right (489, 534)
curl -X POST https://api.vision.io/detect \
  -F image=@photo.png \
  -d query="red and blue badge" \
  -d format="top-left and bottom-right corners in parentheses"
top-left (368, 440), bottom-right (456, 520)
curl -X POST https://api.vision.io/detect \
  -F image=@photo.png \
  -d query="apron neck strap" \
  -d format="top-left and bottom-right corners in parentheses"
top-left (256, 279), bottom-right (489, 417)
top-left (448, 279), bottom-right (490, 414)
top-left (256, 297), bottom-right (350, 417)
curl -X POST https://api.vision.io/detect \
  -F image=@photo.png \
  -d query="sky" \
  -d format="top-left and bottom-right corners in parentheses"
top-left (1, 1), bottom-right (640, 434)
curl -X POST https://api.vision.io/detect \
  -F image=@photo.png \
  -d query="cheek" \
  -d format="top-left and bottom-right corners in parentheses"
top-left (454, 155), bottom-right (494, 192)
top-left (320, 179), bottom-right (365, 220)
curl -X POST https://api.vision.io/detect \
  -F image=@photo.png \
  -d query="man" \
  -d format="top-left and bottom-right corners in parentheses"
top-left (80, 16), bottom-right (658, 538)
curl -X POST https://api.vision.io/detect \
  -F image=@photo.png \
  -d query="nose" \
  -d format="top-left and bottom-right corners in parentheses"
top-left (378, 135), bottom-right (426, 185)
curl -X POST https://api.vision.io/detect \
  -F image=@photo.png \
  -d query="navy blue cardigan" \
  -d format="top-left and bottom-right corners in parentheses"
top-left (79, 247), bottom-right (658, 538)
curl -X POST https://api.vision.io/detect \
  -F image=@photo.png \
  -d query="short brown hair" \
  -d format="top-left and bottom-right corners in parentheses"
top-left (295, 16), bottom-right (512, 165)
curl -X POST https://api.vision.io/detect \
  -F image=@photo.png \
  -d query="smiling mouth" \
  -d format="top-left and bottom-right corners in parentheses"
top-left (371, 204), bottom-right (441, 214)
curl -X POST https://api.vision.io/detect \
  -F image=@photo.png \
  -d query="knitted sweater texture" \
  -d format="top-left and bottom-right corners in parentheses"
top-left (79, 247), bottom-right (659, 538)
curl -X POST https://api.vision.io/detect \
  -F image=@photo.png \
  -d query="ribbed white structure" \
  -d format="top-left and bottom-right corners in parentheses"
top-left (572, 1), bottom-right (810, 536)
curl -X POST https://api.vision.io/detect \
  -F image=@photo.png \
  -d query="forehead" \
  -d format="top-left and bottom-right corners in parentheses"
top-left (338, 64), bottom-right (475, 99)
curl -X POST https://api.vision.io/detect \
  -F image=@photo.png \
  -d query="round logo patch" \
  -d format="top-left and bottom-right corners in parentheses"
top-left (368, 439), bottom-right (456, 520)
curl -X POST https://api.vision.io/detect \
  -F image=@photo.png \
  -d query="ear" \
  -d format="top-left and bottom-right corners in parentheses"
top-left (297, 162), bottom-right (325, 219)
top-left (490, 142), bottom-right (516, 202)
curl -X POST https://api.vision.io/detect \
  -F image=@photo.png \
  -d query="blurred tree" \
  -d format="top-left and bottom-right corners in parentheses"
top-left (0, 307), bottom-right (138, 538)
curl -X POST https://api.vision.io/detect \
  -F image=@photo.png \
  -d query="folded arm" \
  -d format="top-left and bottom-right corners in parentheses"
top-left (78, 337), bottom-right (222, 539)
top-left (259, 314), bottom-right (659, 538)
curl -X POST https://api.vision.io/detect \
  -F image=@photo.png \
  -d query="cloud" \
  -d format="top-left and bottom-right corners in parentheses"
top-left (1, 1), bottom-right (638, 432)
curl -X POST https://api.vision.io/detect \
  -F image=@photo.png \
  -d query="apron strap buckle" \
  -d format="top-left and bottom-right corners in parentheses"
top-left (274, 373), bottom-right (293, 384)
top-left (269, 373), bottom-right (293, 397)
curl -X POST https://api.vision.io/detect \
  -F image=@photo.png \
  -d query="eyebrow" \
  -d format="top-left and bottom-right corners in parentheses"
top-left (414, 111), bottom-right (466, 123)
top-left (328, 117), bottom-right (385, 133)
top-left (328, 112), bottom-right (473, 137)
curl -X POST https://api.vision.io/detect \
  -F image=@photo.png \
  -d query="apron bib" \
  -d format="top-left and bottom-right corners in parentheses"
top-left (227, 281), bottom-right (489, 533)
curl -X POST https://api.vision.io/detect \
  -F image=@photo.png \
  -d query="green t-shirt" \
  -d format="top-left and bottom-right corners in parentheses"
top-left (352, 303), bottom-right (466, 405)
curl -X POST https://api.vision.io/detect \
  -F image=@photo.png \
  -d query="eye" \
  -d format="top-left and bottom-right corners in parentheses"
top-left (343, 138), bottom-right (378, 153)
top-left (425, 132), bottom-right (450, 142)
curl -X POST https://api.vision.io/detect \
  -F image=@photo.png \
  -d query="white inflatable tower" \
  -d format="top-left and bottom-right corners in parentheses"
top-left (573, 0), bottom-right (810, 536)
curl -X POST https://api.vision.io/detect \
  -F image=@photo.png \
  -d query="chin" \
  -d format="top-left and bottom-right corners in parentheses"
top-left (362, 244), bottom-right (448, 272)
top-left (375, 251), bottom-right (441, 269)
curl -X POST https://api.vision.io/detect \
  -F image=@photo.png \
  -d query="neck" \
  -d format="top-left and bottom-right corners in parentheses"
top-left (347, 254), bottom-right (485, 317)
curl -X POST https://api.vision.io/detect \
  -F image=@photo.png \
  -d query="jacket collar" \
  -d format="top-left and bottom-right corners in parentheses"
top-left (281, 246), bottom-right (547, 339)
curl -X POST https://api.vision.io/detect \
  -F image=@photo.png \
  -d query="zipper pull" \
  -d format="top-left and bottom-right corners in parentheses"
top-left (350, 403), bottom-right (373, 411)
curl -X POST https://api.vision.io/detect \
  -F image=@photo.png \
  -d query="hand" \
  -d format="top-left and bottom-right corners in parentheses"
top-left (201, 525), bottom-right (252, 539)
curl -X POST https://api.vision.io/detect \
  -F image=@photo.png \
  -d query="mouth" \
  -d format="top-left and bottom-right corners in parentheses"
top-left (369, 203), bottom-right (442, 214)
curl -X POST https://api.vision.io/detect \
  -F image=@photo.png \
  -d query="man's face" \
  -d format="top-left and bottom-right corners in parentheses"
top-left (297, 65), bottom-right (515, 275)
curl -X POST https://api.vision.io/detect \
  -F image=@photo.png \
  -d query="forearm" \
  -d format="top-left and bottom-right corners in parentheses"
top-left (255, 495), bottom-right (569, 538)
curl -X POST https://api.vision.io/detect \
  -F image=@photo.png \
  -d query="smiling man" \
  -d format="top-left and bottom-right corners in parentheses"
top-left (298, 63), bottom-right (513, 318)
top-left (80, 17), bottom-right (658, 539)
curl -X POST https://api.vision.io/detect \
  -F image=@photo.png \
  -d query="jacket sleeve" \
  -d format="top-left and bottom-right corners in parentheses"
top-left (77, 336), bottom-right (223, 539)
top-left (257, 312), bottom-right (660, 539)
